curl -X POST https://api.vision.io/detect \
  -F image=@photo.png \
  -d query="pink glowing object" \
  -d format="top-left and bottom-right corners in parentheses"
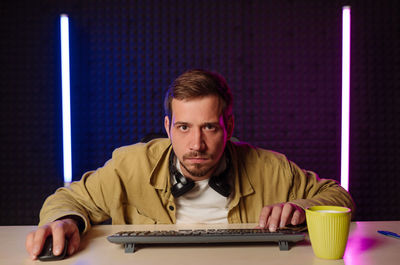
top-left (341, 6), bottom-right (351, 191)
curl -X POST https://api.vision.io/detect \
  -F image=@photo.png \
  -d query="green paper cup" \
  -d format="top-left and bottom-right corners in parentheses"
top-left (306, 206), bottom-right (351, 260)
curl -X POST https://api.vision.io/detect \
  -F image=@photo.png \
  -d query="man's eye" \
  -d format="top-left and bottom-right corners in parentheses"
top-left (204, 124), bottom-right (216, 131)
top-left (179, 125), bottom-right (188, 131)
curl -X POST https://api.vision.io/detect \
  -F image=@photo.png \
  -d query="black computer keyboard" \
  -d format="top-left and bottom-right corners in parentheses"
top-left (107, 227), bottom-right (306, 253)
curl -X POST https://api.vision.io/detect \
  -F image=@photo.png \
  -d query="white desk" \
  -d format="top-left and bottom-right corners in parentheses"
top-left (1, 221), bottom-right (399, 265)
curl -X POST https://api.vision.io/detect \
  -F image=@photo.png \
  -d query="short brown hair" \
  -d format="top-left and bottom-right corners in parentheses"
top-left (164, 69), bottom-right (233, 125)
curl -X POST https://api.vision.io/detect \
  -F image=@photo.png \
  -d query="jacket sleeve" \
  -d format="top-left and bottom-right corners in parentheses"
top-left (38, 157), bottom-right (121, 234)
top-left (287, 161), bottom-right (355, 217)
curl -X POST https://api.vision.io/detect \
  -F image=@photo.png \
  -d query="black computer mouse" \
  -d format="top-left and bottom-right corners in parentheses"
top-left (38, 236), bottom-right (68, 261)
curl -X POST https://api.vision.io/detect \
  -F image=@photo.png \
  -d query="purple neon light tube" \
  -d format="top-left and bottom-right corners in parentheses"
top-left (341, 6), bottom-right (351, 191)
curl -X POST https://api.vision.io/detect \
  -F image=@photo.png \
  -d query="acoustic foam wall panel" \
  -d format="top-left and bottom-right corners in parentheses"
top-left (0, 1), bottom-right (64, 224)
top-left (349, 0), bottom-right (400, 220)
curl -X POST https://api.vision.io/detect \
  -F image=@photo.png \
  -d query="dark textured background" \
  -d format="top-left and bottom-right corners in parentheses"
top-left (1, 0), bottom-right (399, 225)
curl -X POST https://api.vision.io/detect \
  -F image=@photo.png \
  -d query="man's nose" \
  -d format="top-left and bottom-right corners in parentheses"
top-left (189, 128), bottom-right (205, 151)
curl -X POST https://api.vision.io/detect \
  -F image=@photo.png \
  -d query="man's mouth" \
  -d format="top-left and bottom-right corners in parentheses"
top-left (183, 152), bottom-right (211, 161)
top-left (185, 157), bottom-right (209, 163)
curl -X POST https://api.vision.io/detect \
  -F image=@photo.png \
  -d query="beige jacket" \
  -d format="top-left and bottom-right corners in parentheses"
top-left (39, 139), bottom-right (354, 233)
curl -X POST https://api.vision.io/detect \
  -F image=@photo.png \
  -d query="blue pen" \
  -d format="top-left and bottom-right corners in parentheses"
top-left (377, 230), bottom-right (400, 240)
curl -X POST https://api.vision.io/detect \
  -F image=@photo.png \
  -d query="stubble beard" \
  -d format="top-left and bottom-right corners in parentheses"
top-left (180, 159), bottom-right (216, 178)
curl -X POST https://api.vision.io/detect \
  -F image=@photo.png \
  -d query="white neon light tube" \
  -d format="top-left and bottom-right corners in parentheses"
top-left (341, 6), bottom-right (351, 191)
top-left (60, 14), bottom-right (72, 185)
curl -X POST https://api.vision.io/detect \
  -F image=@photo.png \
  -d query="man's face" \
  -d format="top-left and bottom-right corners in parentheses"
top-left (164, 95), bottom-right (233, 181)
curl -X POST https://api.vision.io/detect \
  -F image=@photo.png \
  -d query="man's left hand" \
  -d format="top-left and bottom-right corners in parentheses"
top-left (258, 202), bottom-right (305, 232)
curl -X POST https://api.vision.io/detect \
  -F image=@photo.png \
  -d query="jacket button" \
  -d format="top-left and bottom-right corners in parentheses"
top-left (169, 205), bottom-right (174, 211)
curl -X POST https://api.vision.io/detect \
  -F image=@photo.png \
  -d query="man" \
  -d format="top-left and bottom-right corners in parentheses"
top-left (25, 69), bottom-right (354, 260)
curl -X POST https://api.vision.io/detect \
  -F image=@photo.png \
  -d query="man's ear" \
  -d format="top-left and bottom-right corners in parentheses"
top-left (226, 115), bottom-right (234, 139)
top-left (164, 116), bottom-right (171, 138)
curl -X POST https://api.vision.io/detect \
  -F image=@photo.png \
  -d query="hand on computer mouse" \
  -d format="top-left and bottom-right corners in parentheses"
top-left (25, 218), bottom-right (80, 260)
top-left (38, 236), bottom-right (68, 261)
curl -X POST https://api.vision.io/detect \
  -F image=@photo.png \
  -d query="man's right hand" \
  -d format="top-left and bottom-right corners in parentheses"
top-left (25, 218), bottom-right (81, 260)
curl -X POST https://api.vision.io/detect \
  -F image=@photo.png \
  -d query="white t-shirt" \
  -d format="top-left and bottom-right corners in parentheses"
top-left (173, 157), bottom-right (231, 224)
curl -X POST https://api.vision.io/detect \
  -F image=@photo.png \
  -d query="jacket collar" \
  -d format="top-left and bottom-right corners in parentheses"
top-left (149, 139), bottom-right (173, 191)
top-left (226, 141), bottom-right (255, 209)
